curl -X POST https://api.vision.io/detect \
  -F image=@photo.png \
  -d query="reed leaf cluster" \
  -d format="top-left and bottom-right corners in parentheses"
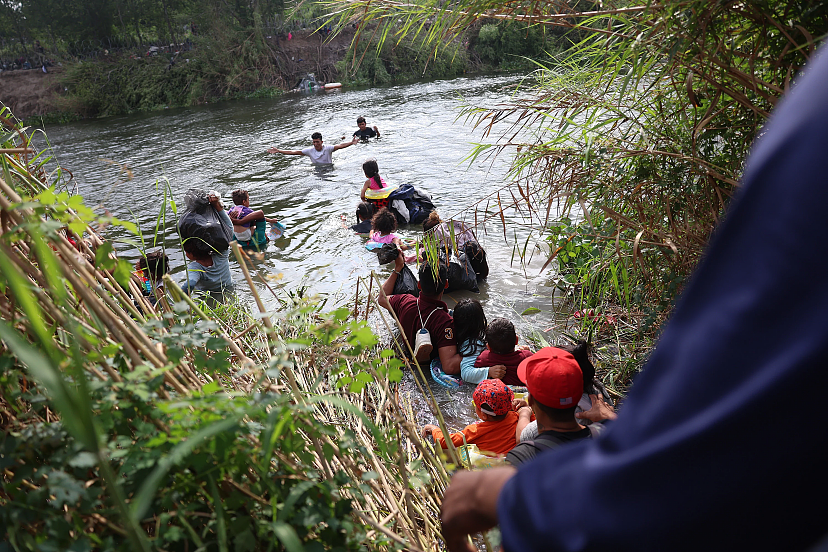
top-left (328, 0), bottom-right (828, 382)
top-left (0, 112), bottom-right (458, 550)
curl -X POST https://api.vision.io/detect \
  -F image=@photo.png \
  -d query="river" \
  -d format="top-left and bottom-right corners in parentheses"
top-left (36, 73), bottom-right (569, 426)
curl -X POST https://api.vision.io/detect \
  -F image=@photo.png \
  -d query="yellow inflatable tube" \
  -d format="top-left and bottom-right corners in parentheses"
top-left (364, 184), bottom-right (399, 200)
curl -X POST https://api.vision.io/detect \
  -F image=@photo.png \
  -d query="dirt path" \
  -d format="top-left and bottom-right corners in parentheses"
top-left (0, 66), bottom-right (65, 120)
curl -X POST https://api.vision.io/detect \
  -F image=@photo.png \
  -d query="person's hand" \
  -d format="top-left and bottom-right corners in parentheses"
top-left (517, 405), bottom-right (533, 418)
top-left (487, 364), bottom-right (506, 379)
top-left (421, 424), bottom-right (438, 439)
top-left (228, 210), bottom-right (239, 220)
top-left (266, 217), bottom-right (279, 223)
top-left (441, 467), bottom-right (516, 552)
top-left (351, 135), bottom-right (359, 144)
top-left (517, 343), bottom-right (532, 351)
top-left (267, 147), bottom-right (280, 154)
top-left (576, 393), bottom-right (618, 423)
top-left (208, 194), bottom-right (223, 211)
top-left (394, 250), bottom-right (405, 272)
top-left (512, 398), bottom-right (528, 410)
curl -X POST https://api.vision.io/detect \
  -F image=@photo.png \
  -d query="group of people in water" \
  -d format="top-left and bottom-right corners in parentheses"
top-left (132, 119), bottom-right (618, 465)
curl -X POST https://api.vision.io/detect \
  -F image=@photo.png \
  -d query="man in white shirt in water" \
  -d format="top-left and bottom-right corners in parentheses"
top-left (267, 132), bottom-right (358, 164)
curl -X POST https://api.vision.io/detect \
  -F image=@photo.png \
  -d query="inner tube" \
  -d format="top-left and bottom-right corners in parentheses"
top-left (324, 82), bottom-right (342, 89)
top-left (364, 184), bottom-right (399, 200)
top-left (430, 358), bottom-right (462, 389)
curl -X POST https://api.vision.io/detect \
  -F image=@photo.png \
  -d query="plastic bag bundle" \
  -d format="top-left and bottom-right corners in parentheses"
top-left (392, 265), bottom-right (419, 297)
top-left (178, 188), bottom-right (232, 255)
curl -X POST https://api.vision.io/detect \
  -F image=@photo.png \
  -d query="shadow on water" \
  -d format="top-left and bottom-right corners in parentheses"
top-left (38, 73), bottom-right (565, 428)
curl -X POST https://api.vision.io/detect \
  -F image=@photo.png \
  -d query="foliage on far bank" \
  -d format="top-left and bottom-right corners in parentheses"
top-left (0, 112), bottom-right (453, 550)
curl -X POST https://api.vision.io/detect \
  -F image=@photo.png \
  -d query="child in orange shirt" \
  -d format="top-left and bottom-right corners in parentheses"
top-left (421, 379), bottom-right (519, 456)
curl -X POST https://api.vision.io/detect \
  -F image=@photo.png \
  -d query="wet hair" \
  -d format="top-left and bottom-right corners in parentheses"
top-left (356, 202), bottom-right (374, 223)
top-left (559, 340), bottom-right (596, 394)
top-left (486, 318), bottom-right (517, 355)
top-left (232, 189), bottom-right (249, 206)
top-left (311, 132), bottom-right (322, 140)
top-left (371, 207), bottom-right (397, 236)
top-left (422, 210), bottom-right (442, 232)
top-left (135, 249), bottom-right (169, 281)
top-left (418, 260), bottom-right (449, 296)
top-left (363, 158), bottom-right (382, 189)
top-left (182, 237), bottom-right (212, 260)
top-left (356, 116), bottom-right (366, 124)
top-left (453, 298), bottom-right (487, 351)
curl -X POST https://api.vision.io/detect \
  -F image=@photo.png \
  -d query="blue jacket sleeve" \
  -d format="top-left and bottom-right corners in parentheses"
top-left (459, 339), bottom-right (487, 384)
top-left (498, 49), bottom-right (828, 552)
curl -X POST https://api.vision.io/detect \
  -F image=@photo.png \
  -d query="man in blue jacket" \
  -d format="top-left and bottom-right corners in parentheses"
top-left (440, 49), bottom-right (828, 552)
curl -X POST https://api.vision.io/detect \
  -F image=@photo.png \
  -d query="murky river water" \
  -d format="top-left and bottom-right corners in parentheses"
top-left (36, 73), bottom-right (568, 426)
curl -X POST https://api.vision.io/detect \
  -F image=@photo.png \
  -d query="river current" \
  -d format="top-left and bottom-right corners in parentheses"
top-left (37, 73), bottom-right (568, 426)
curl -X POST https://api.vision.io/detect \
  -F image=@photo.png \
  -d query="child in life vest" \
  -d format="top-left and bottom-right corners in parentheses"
top-left (360, 158), bottom-right (388, 202)
top-left (474, 318), bottom-right (534, 386)
top-left (421, 379), bottom-right (520, 456)
top-left (367, 207), bottom-right (407, 249)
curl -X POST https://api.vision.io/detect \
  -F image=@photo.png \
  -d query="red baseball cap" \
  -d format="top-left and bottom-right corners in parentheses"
top-left (517, 347), bottom-right (583, 408)
top-left (473, 379), bottom-right (515, 416)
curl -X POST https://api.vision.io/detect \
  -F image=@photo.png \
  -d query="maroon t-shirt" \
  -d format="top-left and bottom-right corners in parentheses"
top-left (475, 349), bottom-right (534, 386)
top-left (389, 294), bottom-right (455, 359)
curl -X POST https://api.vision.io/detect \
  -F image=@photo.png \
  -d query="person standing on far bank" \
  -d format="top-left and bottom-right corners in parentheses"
top-left (268, 132), bottom-right (358, 164)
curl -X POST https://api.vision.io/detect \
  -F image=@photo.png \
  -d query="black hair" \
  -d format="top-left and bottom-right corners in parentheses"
top-left (356, 202), bottom-right (374, 223)
top-left (485, 318), bottom-right (517, 355)
top-left (232, 189), bottom-right (249, 206)
top-left (182, 237), bottom-right (212, 260)
top-left (371, 207), bottom-right (397, 236)
top-left (423, 210), bottom-right (441, 232)
top-left (356, 116), bottom-right (366, 124)
top-left (453, 298), bottom-right (487, 350)
top-left (135, 249), bottom-right (169, 281)
top-left (362, 158), bottom-right (382, 189)
top-left (311, 132), bottom-right (322, 140)
top-left (533, 401), bottom-right (578, 422)
top-left (478, 407), bottom-right (507, 422)
top-left (559, 340), bottom-right (596, 394)
top-left (418, 260), bottom-right (448, 296)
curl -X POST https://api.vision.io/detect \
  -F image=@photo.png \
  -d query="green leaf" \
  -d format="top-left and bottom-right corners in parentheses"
top-left (47, 469), bottom-right (86, 508)
top-left (521, 307), bottom-right (541, 315)
top-left (272, 522), bottom-right (305, 552)
top-left (68, 451), bottom-right (98, 469)
top-left (94, 242), bottom-right (116, 271)
top-left (112, 260), bottom-right (133, 289)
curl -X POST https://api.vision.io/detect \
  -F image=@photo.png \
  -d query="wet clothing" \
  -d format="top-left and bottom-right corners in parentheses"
top-left (351, 220), bottom-right (372, 233)
top-left (389, 294), bottom-right (455, 360)
top-left (431, 411), bottom-right (519, 456)
top-left (229, 205), bottom-right (254, 241)
top-left (367, 232), bottom-right (399, 246)
top-left (353, 127), bottom-right (378, 139)
top-left (183, 210), bottom-right (234, 294)
top-left (301, 144), bottom-right (335, 164)
top-left (497, 47), bottom-right (828, 552)
top-left (475, 349), bottom-right (534, 386)
top-left (459, 338), bottom-right (488, 384)
top-left (506, 427), bottom-right (592, 467)
top-left (236, 220), bottom-right (267, 251)
top-left (367, 176), bottom-right (388, 190)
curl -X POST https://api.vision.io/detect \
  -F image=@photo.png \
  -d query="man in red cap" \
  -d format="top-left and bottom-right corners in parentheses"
top-left (507, 347), bottom-right (613, 466)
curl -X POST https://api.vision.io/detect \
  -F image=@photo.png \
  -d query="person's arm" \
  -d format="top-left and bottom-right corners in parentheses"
top-left (430, 426), bottom-right (466, 450)
top-left (575, 394), bottom-right (618, 423)
top-left (333, 136), bottom-right (359, 150)
top-left (378, 252), bottom-right (405, 311)
top-left (438, 345), bottom-right (462, 376)
top-left (233, 209), bottom-right (269, 225)
top-left (441, 468), bottom-right (517, 552)
top-left (267, 147), bottom-right (303, 155)
top-left (373, 126), bottom-right (380, 138)
top-left (360, 179), bottom-right (371, 201)
top-left (515, 406), bottom-right (533, 444)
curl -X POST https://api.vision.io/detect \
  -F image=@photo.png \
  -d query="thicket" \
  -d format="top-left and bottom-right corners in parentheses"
top-left (329, 0), bottom-right (828, 383)
top-left (0, 113), bottom-right (463, 549)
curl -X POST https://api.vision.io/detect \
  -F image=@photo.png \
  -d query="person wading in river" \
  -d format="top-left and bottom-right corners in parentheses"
top-left (378, 251), bottom-right (462, 375)
top-left (267, 132), bottom-right (358, 164)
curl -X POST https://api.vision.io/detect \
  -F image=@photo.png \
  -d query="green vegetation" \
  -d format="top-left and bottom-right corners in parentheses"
top-left (0, 113), bottom-right (463, 550)
top-left (329, 0), bottom-right (828, 385)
